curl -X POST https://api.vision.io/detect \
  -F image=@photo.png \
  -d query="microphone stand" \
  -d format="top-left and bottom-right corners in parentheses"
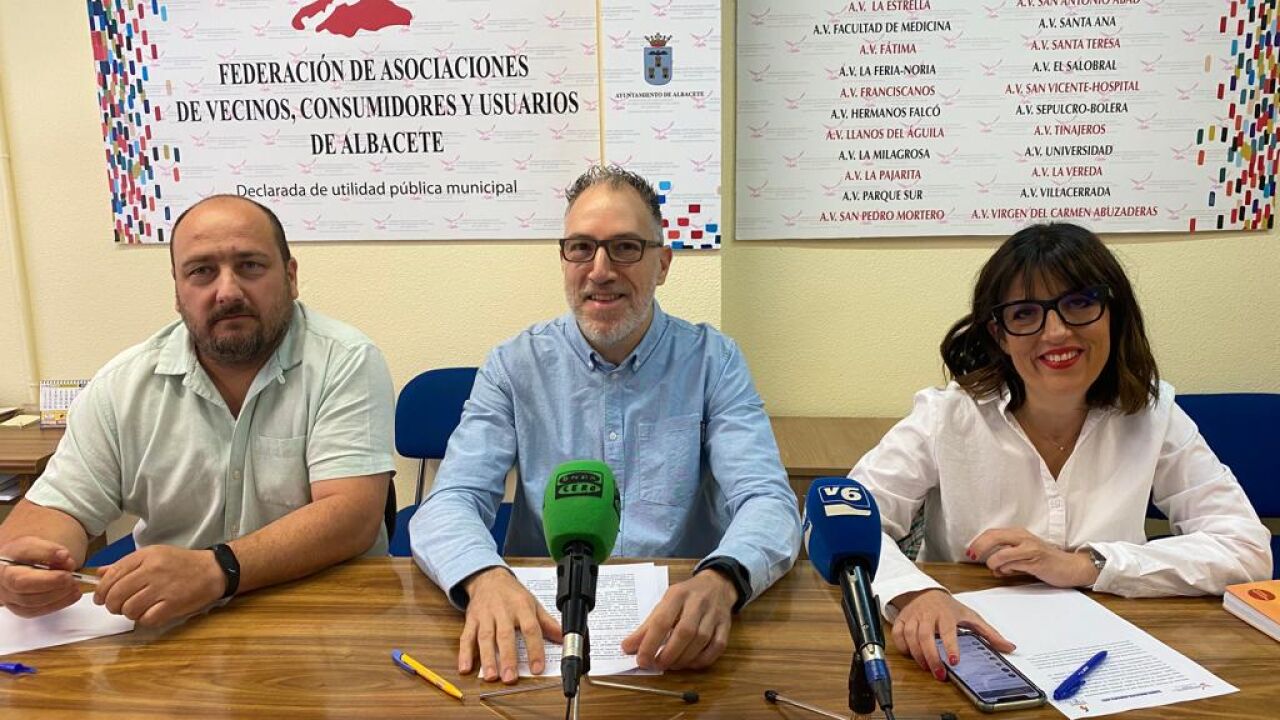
top-left (840, 565), bottom-right (895, 717)
top-left (557, 541), bottom-right (597, 698)
top-left (850, 653), bottom-right (876, 716)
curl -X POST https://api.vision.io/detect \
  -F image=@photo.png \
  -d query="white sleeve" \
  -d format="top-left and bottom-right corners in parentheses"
top-left (850, 389), bottom-right (947, 613)
top-left (1091, 401), bottom-right (1272, 597)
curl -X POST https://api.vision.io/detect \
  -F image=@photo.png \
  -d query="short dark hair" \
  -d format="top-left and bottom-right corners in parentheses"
top-left (940, 223), bottom-right (1159, 414)
top-left (564, 165), bottom-right (663, 242)
top-left (168, 195), bottom-right (290, 266)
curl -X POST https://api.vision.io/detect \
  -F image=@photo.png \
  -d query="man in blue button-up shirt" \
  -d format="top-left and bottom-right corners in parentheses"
top-left (411, 167), bottom-right (800, 685)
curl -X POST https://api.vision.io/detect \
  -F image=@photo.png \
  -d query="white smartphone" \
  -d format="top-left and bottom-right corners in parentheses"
top-left (935, 630), bottom-right (1046, 712)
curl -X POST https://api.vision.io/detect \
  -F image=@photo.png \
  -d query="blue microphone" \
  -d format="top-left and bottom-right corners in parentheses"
top-left (804, 477), bottom-right (894, 717)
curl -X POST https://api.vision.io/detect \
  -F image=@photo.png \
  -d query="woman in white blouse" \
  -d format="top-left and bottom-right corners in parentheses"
top-left (850, 223), bottom-right (1272, 682)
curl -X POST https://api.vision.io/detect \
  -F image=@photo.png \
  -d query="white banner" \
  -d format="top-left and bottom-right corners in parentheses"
top-left (736, 0), bottom-right (1277, 239)
top-left (89, 0), bottom-right (722, 246)
top-left (602, 1), bottom-right (723, 248)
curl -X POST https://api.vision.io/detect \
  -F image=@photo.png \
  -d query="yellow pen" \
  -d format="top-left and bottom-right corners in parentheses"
top-left (391, 649), bottom-right (464, 700)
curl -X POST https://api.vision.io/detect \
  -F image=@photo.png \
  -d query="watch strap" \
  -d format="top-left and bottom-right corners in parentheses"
top-left (697, 556), bottom-right (752, 614)
top-left (210, 543), bottom-right (241, 599)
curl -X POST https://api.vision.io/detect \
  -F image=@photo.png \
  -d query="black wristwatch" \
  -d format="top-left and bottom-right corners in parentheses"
top-left (698, 556), bottom-right (752, 614)
top-left (1088, 548), bottom-right (1107, 574)
top-left (210, 543), bottom-right (241, 599)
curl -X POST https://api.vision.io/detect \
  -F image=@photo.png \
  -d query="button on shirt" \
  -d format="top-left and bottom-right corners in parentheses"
top-left (852, 381), bottom-right (1272, 607)
top-left (26, 302), bottom-right (396, 554)
top-left (411, 304), bottom-right (801, 607)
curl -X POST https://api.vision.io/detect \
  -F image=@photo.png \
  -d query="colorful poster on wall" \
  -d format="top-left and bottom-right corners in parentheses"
top-left (89, 0), bottom-right (723, 246)
top-left (601, 1), bottom-right (723, 249)
top-left (736, 0), bottom-right (1277, 239)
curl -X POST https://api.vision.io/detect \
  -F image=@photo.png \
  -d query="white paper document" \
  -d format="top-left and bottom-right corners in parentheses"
top-left (0, 592), bottom-right (134, 657)
top-left (955, 585), bottom-right (1236, 718)
top-left (512, 563), bottom-right (668, 677)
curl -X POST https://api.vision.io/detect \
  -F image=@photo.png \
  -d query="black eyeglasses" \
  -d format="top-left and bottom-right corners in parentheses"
top-left (991, 285), bottom-right (1110, 336)
top-left (559, 235), bottom-right (661, 264)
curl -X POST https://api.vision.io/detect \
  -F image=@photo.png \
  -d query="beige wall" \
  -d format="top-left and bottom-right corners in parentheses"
top-left (0, 193), bottom-right (28, 404)
top-left (0, 2), bottom-right (718, 502)
top-left (1, 2), bottom-right (1276, 510)
top-left (723, 232), bottom-right (1279, 417)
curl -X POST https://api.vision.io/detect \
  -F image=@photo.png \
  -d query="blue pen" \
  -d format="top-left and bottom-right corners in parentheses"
top-left (0, 663), bottom-right (37, 675)
top-left (1052, 650), bottom-right (1107, 701)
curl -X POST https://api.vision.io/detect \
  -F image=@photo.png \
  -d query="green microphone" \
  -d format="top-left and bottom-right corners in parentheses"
top-left (542, 460), bottom-right (621, 698)
top-left (543, 460), bottom-right (621, 561)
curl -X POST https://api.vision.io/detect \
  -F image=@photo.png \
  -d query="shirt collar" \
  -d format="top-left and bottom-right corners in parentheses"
top-left (154, 301), bottom-right (304, 380)
top-left (271, 302), bottom-right (305, 373)
top-left (988, 381), bottom-right (1114, 439)
top-left (155, 320), bottom-right (197, 376)
top-left (562, 301), bottom-right (670, 372)
top-left (992, 384), bottom-right (1014, 413)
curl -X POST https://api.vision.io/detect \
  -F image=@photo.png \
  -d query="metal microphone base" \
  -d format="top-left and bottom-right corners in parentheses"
top-left (764, 689), bottom-right (955, 720)
top-left (478, 674), bottom-right (699, 719)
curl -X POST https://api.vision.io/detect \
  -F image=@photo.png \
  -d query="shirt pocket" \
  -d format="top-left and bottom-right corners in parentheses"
top-left (635, 413), bottom-right (703, 506)
top-left (249, 435), bottom-right (311, 510)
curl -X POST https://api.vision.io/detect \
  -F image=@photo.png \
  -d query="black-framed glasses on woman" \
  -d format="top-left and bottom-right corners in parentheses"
top-left (992, 285), bottom-right (1110, 336)
top-left (559, 234), bottom-right (662, 264)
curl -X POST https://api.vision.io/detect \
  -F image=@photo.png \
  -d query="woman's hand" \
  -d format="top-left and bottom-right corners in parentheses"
top-left (967, 528), bottom-right (1100, 588)
top-left (889, 588), bottom-right (1014, 681)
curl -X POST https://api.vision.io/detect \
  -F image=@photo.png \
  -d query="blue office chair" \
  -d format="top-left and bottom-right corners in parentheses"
top-left (389, 367), bottom-right (512, 557)
top-left (86, 533), bottom-right (136, 567)
top-left (1179, 393), bottom-right (1279, 578)
top-left (1149, 393), bottom-right (1279, 578)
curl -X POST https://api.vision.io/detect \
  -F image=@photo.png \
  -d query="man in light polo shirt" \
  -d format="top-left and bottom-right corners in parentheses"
top-left (0, 195), bottom-right (394, 628)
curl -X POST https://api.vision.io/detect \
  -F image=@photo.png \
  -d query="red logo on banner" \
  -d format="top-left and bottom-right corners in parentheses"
top-left (291, 0), bottom-right (412, 37)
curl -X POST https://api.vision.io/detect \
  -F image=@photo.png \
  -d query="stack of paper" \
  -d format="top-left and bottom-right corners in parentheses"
top-left (955, 585), bottom-right (1236, 718)
top-left (0, 414), bottom-right (40, 429)
top-left (512, 562), bottom-right (669, 677)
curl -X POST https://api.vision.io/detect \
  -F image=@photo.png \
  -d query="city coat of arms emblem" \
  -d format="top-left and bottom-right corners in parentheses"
top-left (644, 33), bottom-right (672, 86)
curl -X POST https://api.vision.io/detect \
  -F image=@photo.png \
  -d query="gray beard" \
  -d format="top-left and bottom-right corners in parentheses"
top-left (573, 295), bottom-right (652, 353)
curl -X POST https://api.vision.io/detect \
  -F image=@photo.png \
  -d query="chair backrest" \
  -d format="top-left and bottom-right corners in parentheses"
top-left (388, 367), bottom-right (480, 550)
top-left (395, 367), bottom-right (478, 461)
top-left (1176, 393), bottom-right (1279, 517)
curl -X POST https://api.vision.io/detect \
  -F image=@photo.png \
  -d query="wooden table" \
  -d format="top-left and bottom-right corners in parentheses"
top-left (2, 560), bottom-right (1274, 719)
top-left (0, 425), bottom-right (63, 502)
top-left (770, 416), bottom-right (900, 502)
